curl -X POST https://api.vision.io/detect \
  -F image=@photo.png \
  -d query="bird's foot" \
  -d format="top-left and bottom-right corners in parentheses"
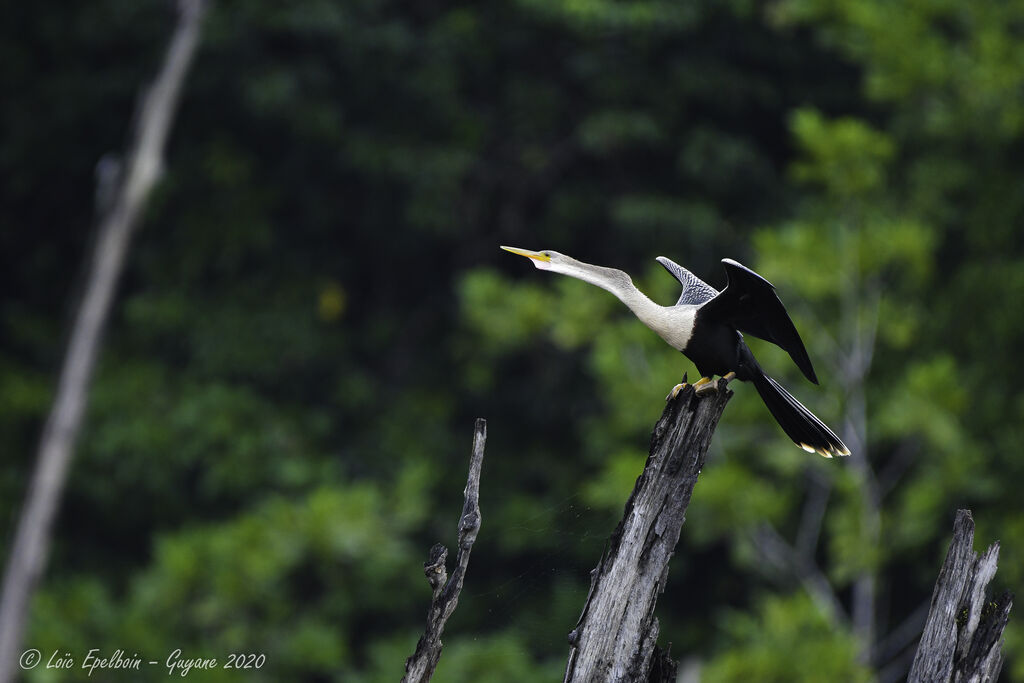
top-left (665, 372), bottom-right (689, 401)
top-left (693, 376), bottom-right (715, 396)
top-left (666, 383), bottom-right (688, 401)
top-left (694, 372), bottom-right (737, 396)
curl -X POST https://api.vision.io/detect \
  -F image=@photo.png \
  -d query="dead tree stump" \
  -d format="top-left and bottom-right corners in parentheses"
top-left (564, 380), bottom-right (732, 683)
top-left (908, 509), bottom-right (1012, 683)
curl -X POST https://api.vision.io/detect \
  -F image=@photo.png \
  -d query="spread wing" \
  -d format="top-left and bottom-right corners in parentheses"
top-left (699, 258), bottom-right (819, 384)
top-left (655, 256), bottom-right (718, 306)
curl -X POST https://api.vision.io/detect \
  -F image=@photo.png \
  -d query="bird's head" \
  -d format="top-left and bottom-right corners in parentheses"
top-left (499, 246), bottom-right (567, 272)
top-left (501, 245), bottom-right (633, 297)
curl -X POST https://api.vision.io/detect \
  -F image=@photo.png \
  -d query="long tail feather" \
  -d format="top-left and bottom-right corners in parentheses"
top-left (750, 371), bottom-right (850, 458)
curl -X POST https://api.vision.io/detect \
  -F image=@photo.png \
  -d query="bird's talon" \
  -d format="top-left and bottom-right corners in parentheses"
top-left (695, 381), bottom-right (718, 396)
top-left (692, 376), bottom-right (717, 396)
top-left (665, 383), bottom-right (688, 401)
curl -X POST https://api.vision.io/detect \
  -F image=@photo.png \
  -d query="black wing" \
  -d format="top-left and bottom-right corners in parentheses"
top-left (655, 256), bottom-right (718, 306)
top-left (699, 258), bottom-right (819, 384)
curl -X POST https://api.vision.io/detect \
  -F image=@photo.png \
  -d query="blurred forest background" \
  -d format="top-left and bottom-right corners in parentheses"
top-left (2, 0), bottom-right (1023, 680)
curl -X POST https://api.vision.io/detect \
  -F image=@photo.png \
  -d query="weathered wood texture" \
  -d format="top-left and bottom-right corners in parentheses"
top-left (402, 418), bottom-right (487, 683)
top-left (564, 380), bottom-right (732, 683)
top-left (908, 509), bottom-right (1013, 683)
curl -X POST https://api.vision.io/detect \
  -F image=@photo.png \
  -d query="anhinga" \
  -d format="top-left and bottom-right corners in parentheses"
top-left (501, 246), bottom-right (849, 458)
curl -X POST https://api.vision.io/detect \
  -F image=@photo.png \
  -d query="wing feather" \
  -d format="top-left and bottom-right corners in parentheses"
top-left (699, 259), bottom-right (819, 384)
top-left (655, 256), bottom-right (718, 306)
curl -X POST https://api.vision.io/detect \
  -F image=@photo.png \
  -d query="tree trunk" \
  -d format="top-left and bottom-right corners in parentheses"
top-left (0, 3), bottom-right (206, 680)
top-left (564, 380), bottom-right (732, 683)
top-left (908, 509), bottom-right (1013, 683)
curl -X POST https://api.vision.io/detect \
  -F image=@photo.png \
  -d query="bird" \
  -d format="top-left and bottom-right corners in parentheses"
top-left (500, 246), bottom-right (849, 458)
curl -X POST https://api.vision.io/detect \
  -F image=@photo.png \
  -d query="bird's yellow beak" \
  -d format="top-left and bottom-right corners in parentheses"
top-left (500, 246), bottom-right (551, 262)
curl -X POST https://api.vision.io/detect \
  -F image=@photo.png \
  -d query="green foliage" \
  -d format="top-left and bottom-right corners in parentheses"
top-left (686, 461), bottom-right (790, 544)
top-left (704, 593), bottom-right (872, 682)
top-left (28, 484), bottom-right (427, 681)
top-left (515, 0), bottom-right (702, 33)
top-left (577, 110), bottom-right (663, 154)
top-left (790, 109), bottom-right (893, 198)
top-left (775, 0), bottom-right (1024, 138)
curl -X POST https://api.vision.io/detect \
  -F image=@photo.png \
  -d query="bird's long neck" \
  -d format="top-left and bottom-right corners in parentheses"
top-left (604, 275), bottom-right (664, 325)
top-left (559, 260), bottom-right (674, 335)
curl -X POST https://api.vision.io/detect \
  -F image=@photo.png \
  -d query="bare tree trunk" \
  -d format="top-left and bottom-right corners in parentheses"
top-left (564, 380), bottom-right (733, 683)
top-left (402, 419), bottom-right (487, 683)
top-left (908, 509), bottom-right (1012, 683)
top-left (837, 223), bottom-right (881, 666)
top-left (0, 3), bottom-right (206, 679)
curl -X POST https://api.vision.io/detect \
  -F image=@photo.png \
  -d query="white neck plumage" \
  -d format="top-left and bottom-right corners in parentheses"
top-left (537, 256), bottom-right (697, 351)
